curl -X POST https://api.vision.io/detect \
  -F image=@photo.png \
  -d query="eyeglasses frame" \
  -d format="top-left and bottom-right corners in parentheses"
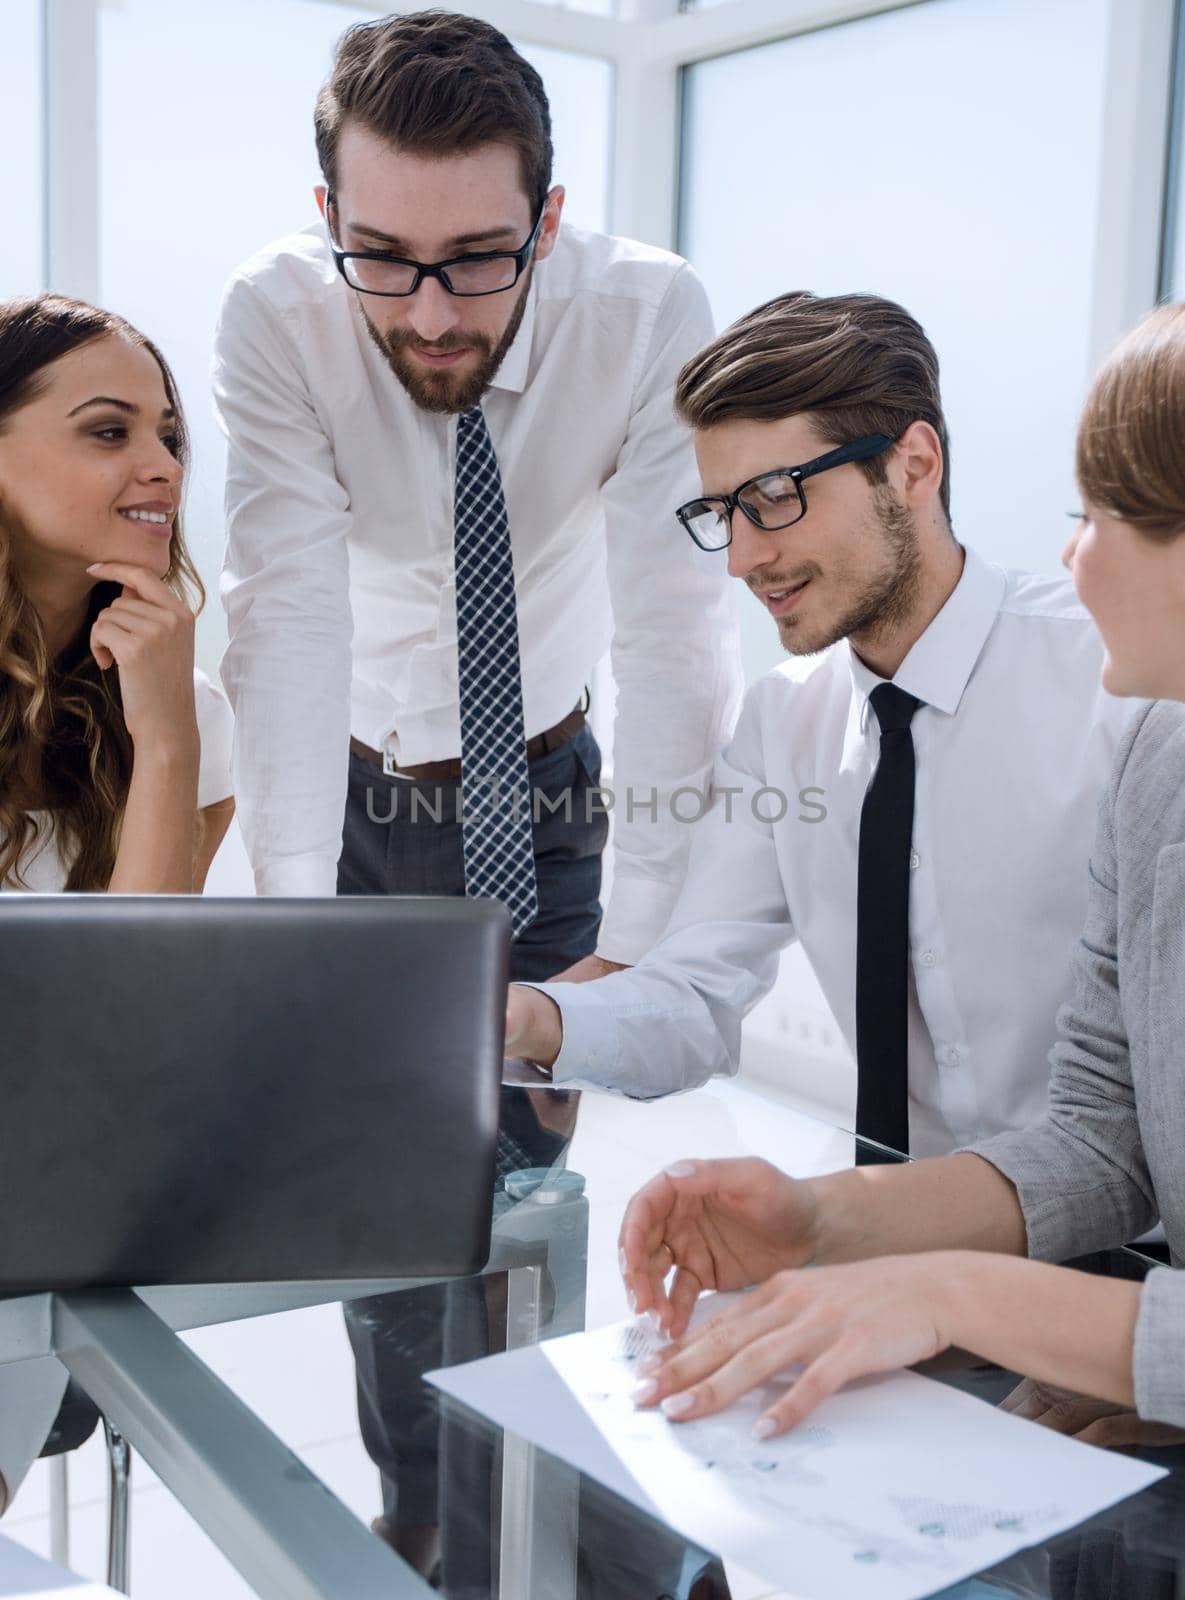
top-left (325, 194), bottom-right (547, 298)
top-left (676, 433), bottom-right (901, 550)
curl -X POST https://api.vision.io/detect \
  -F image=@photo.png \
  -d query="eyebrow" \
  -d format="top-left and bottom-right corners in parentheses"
top-left (346, 219), bottom-right (523, 253)
top-left (67, 396), bottom-right (176, 420)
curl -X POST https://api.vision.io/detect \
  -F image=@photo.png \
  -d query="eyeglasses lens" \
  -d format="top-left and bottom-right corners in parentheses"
top-left (738, 472), bottom-right (803, 529)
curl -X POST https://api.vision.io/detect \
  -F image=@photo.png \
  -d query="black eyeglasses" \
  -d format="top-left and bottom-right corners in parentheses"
top-left (676, 434), bottom-right (899, 551)
top-left (326, 196), bottom-right (545, 298)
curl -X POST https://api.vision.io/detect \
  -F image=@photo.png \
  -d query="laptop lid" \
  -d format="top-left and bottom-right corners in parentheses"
top-left (0, 897), bottom-right (508, 1291)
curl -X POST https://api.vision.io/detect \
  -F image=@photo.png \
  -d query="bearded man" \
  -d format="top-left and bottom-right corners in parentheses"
top-left (213, 12), bottom-right (738, 1593)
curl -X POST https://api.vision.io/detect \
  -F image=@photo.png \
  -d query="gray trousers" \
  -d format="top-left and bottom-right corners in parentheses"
top-left (337, 728), bottom-right (719, 1597)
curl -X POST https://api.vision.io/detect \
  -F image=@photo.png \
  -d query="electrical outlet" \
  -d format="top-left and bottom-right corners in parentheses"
top-left (740, 981), bottom-right (856, 1123)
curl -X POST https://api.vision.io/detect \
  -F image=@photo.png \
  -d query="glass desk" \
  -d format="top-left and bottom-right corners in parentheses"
top-left (1, 1078), bottom-right (1181, 1600)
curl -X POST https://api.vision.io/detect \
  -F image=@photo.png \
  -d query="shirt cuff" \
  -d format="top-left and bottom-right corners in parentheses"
top-left (596, 875), bottom-right (680, 967)
top-left (253, 854), bottom-right (340, 898)
top-left (522, 980), bottom-right (624, 1092)
top-left (1133, 1266), bottom-right (1185, 1426)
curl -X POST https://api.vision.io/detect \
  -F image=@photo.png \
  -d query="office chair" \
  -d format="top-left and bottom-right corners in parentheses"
top-left (39, 1380), bottom-right (132, 1593)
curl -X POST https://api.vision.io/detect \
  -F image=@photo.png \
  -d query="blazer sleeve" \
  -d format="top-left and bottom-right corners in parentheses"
top-left (967, 704), bottom-right (1159, 1259)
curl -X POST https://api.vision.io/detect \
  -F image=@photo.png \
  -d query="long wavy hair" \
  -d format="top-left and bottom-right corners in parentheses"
top-left (0, 294), bottom-right (205, 890)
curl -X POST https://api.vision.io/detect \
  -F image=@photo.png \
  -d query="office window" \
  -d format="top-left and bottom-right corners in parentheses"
top-left (100, 0), bottom-right (613, 673)
top-left (100, 0), bottom-right (378, 671)
top-left (518, 44), bottom-right (613, 235)
top-left (528, 0), bottom-right (617, 13)
top-left (681, 0), bottom-right (1110, 684)
top-left (1164, 7), bottom-right (1185, 300)
top-left (1168, 167), bottom-right (1185, 299)
top-left (1, 0), bottom-right (44, 298)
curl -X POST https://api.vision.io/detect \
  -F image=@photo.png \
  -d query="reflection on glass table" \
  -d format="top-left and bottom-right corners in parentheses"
top-left (3, 1078), bottom-right (1181, 1600)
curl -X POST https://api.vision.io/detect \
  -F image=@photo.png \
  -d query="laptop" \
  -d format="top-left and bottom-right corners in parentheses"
top-left (0, 897), bottom-right (508, 1292)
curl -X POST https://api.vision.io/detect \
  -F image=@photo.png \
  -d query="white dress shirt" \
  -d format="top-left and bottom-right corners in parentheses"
top-left (534, 547), bottom-right (1132, 1154)
top-left (213, 221), bottom-right (742, 962)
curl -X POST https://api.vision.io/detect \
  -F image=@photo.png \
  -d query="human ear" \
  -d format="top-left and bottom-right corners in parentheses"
top-left (534, 186), bottom-right (566, 263)
top-left (893, 419), bottom-right (944, 511)
top-left (1162, 525), bottom-right (1185, 609)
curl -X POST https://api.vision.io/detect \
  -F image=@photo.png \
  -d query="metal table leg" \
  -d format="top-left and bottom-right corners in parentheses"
top-left (495, 1170), bottom-right (589, 1600)
top-left (52, 1289), bottom-right (436, 1600)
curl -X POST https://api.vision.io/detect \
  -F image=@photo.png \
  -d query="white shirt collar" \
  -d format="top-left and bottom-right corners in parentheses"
top-left (487, 266), bottom-right (538, 395)
top-left (847, 545), bottom-right (1006, 730)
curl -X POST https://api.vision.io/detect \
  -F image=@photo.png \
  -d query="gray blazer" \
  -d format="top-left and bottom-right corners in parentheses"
top-left (972, 699), bottom-right (1185, 1425)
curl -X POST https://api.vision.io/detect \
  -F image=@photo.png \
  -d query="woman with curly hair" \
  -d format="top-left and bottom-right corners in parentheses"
top-left (0, 293), bottom-right (234, 1516)
top-left (0, 293), bottom-right (233, 893)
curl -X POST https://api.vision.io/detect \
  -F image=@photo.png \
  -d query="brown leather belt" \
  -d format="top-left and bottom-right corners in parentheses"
top-left (350, 704), bottom-right (586, 782)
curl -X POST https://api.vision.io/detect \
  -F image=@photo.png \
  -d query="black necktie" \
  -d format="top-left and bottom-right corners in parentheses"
top-left (855, 682), bottom-right (922, 1163)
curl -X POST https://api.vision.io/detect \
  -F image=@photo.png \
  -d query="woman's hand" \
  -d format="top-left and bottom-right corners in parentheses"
top-left (618, 1157), bottom-right (822, 1338)
top-left (87, 561), bottom-right (197, 758)
top-left (630, 1253), bottom-right (958, 1438)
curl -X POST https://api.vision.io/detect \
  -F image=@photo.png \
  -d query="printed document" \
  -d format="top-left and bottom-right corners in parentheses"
top-left (429, 1295), bottom-right (1166, 1600)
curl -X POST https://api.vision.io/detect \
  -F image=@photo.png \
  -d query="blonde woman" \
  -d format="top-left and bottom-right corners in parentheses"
top-left (619, 303), bottom-right (1185, 1441)
top-left (0, 293), bottom-right (234, 1514)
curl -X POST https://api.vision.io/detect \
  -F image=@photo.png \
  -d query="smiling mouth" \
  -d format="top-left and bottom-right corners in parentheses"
top-left (118, 508), bottom-right (171, 525)
top-left (758, 577), bottom-right (811, 614)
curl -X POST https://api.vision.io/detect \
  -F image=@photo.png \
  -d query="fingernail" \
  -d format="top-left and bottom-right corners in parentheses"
top-left (618, 1247), bottom-right (628, 1276)
top-left (661, 1392), bottom-right (695, 1418)
top-left (752, 1416), bottom-right (777, 1440)
top-left (663, 1160), bottom-right (696, 1178)
top-left (86, 564), bottom-right (102, 574)
top-left (627, 1289), bottom-right (637, 1314)
top-left (637, 1353), bottom-right (661, 1376)
top-left (631, 1379), bottom-right (658, 1403)
top-left (646, 1309), bottom-right (663, 1333)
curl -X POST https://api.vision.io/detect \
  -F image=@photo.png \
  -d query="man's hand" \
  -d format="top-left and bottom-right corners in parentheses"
top-left (998, 1378), bottom-right (1185, 1449)
top-left (618, 1157), bottom-right (821, 1337)
top-left (630, 1254), bottom-right (957, 1438)
top-left (505, 984), bottom-right (563, 1068)
top-left (548, 955), bottom-right (629, 983)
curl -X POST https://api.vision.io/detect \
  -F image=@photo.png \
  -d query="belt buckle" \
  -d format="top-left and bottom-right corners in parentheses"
top-left (382, 749), bottom-right (398, 777)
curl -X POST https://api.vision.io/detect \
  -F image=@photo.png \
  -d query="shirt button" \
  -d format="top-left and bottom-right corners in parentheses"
top-left (921, 950), bottom-right (936, 968)
top-left (910, 850), bottom-right (920, 870)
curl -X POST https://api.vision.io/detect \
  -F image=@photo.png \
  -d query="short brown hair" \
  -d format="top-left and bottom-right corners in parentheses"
top-left (676, 291), bottom-right (952, 519)
top-left (314, 11), bottom-right (553, 210)
top-left (1077, 303), bottom-right (1185, 542)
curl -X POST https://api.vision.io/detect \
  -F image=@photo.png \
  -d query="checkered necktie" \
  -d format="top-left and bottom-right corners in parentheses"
top-left (454, 405), bottom-right (538, 936)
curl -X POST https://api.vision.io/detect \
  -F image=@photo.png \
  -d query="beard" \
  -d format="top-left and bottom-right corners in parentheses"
top-left (360, 272), bottom-right (532, 416)
top-left (759, 488), bottom-right (923, 658)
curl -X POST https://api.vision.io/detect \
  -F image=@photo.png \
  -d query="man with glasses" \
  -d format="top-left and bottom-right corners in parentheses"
top-left (509, 289), bottom-right (1131, 1169)
top-left (212, 10), bottom-right (738, 1593)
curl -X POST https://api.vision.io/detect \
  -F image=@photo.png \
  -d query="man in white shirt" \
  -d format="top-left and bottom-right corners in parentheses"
top-left (213, 12), bottom-right (737, 1592)
top-left (508, 290), bottom-right (1130, 1160)
top-left (214, 17), bottom-right (738, 964)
